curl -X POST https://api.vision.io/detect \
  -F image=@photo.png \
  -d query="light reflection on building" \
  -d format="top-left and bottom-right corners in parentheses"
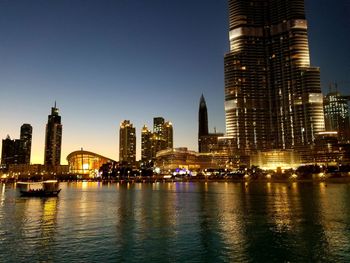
top-left (67, 150), bottom-right (116, 176)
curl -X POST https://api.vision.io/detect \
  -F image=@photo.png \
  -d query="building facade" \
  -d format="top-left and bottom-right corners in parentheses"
top-left (20, 124), bottom-right (32, 164)
top-left (324, 91), bottom-right (350, 143)
top-left (67, 150), bottom-right (116, 176)
top-left (224, 0), bottom-right (325, 154)
top-left (141, 117), bottom-right (173, 162)
top-left (44, 103), bottom-right (62, 166)
top-left (119, 120), bottom-right (136, 165)
top-left (141, 125), bottom-right (153, 162)
top-left (1, 123), bottom-right (33, 166)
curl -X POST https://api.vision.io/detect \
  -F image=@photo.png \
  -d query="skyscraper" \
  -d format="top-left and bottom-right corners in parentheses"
top-left (198, 95), bottom-right (224, 153)
top-left (198, 94), bottom-right (209, 152)
top-left (324, 91), bottom-right (350, 143)
top-left (141, 125), bottom-right (152, 162)
top-left (20, 124), bottom-right (32, 164)
top-left (1, 136), bottom-right (15, 165)
top-left (224, 0), bottom-right (325, 154)
top-left (44, 103), bottom-right (62, 166)
top-left (151, 117), bottom-right (173, 158)
top-left (163, 121), bottom-right (173, 149)
top-left (119, 120), bottom-right (136, 165)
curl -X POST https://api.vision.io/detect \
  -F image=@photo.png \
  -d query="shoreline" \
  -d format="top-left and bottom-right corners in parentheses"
top-left (2, 176), bottom-right (350, 184)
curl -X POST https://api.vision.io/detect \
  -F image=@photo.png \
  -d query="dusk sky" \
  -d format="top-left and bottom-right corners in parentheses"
top-left (0, 0), bottom-right (349, 164)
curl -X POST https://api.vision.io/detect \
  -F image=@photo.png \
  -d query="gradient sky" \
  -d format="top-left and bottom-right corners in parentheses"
top-left (0, 0), bottom-right (349, 164)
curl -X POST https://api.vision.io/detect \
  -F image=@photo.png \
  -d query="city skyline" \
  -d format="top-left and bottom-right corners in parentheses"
top-left (0, 0), bottom-right (349, 164)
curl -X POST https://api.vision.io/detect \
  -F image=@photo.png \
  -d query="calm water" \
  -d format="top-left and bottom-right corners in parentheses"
top-left (1, 181), bottom-right (350, 262)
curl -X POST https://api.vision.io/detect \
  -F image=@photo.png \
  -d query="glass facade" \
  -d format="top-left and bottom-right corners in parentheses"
top-left (67, 150), bottom-right (116, 175)
top-left (224, 0), bottom-right (325, 154)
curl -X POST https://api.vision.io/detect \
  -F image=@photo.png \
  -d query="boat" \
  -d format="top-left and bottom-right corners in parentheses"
top-left (17, 180), bottom-right (61, 197)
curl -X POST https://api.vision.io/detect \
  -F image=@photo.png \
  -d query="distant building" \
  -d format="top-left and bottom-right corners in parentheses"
top-left (163, 121), bottom-right (173, 149)
top-left (198, 95), bottom-right (224, 153)
top-left (1, 136), bottom-right (15, 165)
top-left (119, 120), bottom-right (136, 165)
top-left (324, 91), bottom-right (350, 143)
top-left (141, 125), bottom-right (152, 162)
top-left (20, 124), bottom-right (32, 164)
top-left (44, 103), bottom-right (62, 166)
top-left (1, 123), bottom-right (33, 166)
top-left (140, 117), bottom-right (174, 162)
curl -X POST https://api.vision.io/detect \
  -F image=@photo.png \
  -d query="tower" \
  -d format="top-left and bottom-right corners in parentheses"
top-left (44, 103), bottom-right (62, 166)
top-left (198, 94), bottom-right (209, 152)
top-left (20, 124), bottom-right (32, 164)
top-left (224, 0), bottom-right (325, 154)
top-left (141, 125), bottom-right (152, 162)
top-left (119, 120), bottom-right (136, 165)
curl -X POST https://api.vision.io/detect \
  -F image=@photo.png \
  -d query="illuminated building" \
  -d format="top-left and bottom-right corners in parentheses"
top-left (250, 150), bottom-right (300, 170)
top-left (44, 103), bottom-right (62, 166)
top-left (141, 125), bottom-right (152, 162)
top-left (155, 147), bottom-right (227, 172)
top-left (141, 117), bottom-right (174, 161)
top-left (20, 124), bottom-right (32, 164)
top-left (67, 150), bottom-right (116, 176)
top-left (324, 91), bottom-right (350, 143)
top-left (224, 0), bottom-right (325, 154)
top-left (119, 120), bottom-right (136, 165)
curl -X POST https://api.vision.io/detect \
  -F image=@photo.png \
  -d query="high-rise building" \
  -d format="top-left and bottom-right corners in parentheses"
top-left (198, 94), bottom-right (209, 137)
top-left (224, 0), bottom-right (325, 154)
top-left (141, 125), bottom-right (152, 162)
top-left (20, 124), bottom-right (32, 164)
top-left (153, 117), bottom-right (165, 136)
top-left (163, 121), bottom-right (173, 149)
top-left (198, 95), bottom-right (224, 153)
top-left (324, 91), bottom-right (350, 142)
top-left (119, 120), bottom-right (136, 165)
top-left (198, 94), bottom-right (209, 152)
top-left (140, 117), bottom-right (174, 161)
top-left (1, 135), bottom-right (26, 165)
top-left (44, 103), bottom-right (62, 166)
top-left (1, 136), bottom-right (15, 165)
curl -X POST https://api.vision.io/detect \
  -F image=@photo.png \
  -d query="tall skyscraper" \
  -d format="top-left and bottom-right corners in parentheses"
top-left (141, 125), bottom-right (152, 162)
top-left (163, 121), bottom-right (173, 149)
top-left (151, 117), bottom-right (173, 158)
top-left (198, 95), bottom-right (224, 153)
top-left (119, 120), bottom-right (136, 165)
top-left (20, 124), bottom-right (32, 164)
top-left (153, 117), bottom-right (165, 136)
top-left (224, 0), bottom-right (325, 154)
top-left (324, 91), bottom-right (350, 142)
top-left (198, 94), bottom-right (209, 152)
top-left (44, 103), bottom-right (62, 166)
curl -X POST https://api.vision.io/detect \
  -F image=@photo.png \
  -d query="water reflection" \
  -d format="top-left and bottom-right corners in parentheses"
top-left (0, 182), bottom-right (350, 262)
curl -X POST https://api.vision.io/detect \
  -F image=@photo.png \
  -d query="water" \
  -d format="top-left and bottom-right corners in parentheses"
top-left (1, 181), bottom-right (350, 262)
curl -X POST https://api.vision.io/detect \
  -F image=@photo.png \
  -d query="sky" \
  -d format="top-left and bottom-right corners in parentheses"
top-left (0, 0), bottom-right (349, 164)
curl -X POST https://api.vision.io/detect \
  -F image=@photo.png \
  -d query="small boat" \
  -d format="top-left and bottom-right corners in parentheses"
top-left (17, 180), bottom-right (61, 197)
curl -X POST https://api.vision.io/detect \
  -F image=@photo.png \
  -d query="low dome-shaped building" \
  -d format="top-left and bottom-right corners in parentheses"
top-left (67, 150), bottom-right (116, 176)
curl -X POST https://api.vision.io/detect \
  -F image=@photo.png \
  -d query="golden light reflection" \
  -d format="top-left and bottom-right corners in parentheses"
top-left (268, 184), bottom-right (293, 232)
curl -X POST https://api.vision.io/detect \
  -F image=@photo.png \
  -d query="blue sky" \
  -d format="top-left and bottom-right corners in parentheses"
top-left (0, 0), bottom-right (349, 164)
